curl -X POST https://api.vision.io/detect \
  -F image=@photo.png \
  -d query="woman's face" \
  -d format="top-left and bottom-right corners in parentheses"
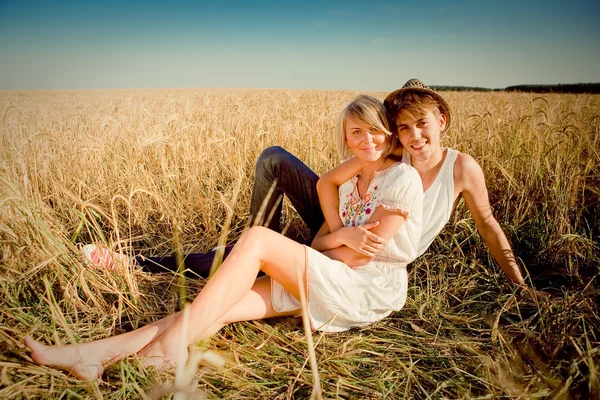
top-left (395, 109), bottom-right (446, 162)
top-left (345, 116), bottom-right (388, 163)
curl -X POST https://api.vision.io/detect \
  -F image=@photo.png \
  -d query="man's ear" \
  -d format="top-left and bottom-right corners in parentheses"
top-left (439, 113), bottom-right (447, 131)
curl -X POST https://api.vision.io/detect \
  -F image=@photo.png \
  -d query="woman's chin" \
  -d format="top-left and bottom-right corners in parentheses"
top-left (354, 152), bottom-right (384, 163)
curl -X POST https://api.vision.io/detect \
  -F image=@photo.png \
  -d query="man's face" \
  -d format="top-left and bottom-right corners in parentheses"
top-left (395, 109), bottom-right (446, 162)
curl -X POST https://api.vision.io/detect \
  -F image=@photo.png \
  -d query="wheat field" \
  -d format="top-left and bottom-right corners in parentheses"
top-left (0, 88), bottom-right (598, 399)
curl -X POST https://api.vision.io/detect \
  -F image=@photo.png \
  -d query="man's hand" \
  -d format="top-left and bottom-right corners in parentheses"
top-left (336, 221), bottom-right (386, 257)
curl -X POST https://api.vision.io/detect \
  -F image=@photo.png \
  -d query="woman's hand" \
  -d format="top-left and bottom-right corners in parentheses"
top-left (336, 221), bottom-right (386, 257)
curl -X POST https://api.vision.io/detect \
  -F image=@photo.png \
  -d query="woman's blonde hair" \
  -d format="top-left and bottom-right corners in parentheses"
top-left (335, 95), bottom-right (396, 161)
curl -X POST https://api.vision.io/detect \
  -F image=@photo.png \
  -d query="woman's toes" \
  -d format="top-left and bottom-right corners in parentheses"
top-left (24, 335), bottom-right (104, 381)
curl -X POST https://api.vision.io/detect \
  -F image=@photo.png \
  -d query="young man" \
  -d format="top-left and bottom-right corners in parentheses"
top-left (317, 78), bottom-right (525, 284)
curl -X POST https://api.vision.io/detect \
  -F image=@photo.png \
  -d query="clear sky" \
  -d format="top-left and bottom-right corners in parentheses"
top-left (1, 0), bottom-right (598, 91)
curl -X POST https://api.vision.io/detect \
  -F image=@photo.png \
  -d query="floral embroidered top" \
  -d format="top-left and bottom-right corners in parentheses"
top-left (341, 183), bottom-right (379, 227)
top-left (338, 162), bottom-right (424, 264)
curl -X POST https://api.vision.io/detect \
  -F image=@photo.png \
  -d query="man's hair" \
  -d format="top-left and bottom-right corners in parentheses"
top-left (384, 92), bottom-right (444, 133)
top-left (335, 95), bottom-right (397, 161)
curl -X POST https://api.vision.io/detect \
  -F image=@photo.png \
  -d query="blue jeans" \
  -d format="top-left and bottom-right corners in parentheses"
top-left (137, 146), bottom-right (324, 278)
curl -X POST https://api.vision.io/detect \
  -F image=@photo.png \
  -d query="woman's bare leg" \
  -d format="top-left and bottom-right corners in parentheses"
top-left (24, 311), bottom-right (181, 381)
top-left (182, 274), bottom-right (299, 343)
top-left (138, 226), bottom-right (307, 365)
top-left (25, 227), bottom-right (306, 379)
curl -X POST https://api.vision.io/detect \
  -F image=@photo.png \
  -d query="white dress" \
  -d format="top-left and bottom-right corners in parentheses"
top-left (271, 162), bottom-right (424, 332)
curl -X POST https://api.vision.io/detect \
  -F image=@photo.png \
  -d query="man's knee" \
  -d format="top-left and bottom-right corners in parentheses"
top-left (255, 146), bottom-right (289, 177)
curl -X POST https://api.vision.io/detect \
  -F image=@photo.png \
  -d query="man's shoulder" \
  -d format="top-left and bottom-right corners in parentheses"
top-left (453, 151), bottom-right (478, 170)
top-left (451, 151), bottom-right (485, 188)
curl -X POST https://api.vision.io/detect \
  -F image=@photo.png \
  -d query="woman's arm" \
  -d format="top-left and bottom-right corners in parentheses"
top-left (316, 158), bottom-right (386, 254)
top-left (311, 206), bottom-right (407, 267)
top-left (316, 158), bottom-right (362, 233)
top-left (311, 220), bottom-right (384, 255)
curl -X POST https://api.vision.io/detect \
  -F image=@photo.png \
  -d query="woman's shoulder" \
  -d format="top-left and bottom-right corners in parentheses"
top-left (339, 174), bottom-right (358, 191)
top-left (382, 161), bottom-right (421, 182)
top-left (377, 162), bottom-right (423, 193)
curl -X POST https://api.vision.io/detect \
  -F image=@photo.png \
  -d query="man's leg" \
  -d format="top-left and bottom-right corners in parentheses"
top-left (138, 146), bottom-right (323, 277)
top-left (136, 247), bottom-right (233, 278)
top-left (250, 146), bottom-right (324, 237)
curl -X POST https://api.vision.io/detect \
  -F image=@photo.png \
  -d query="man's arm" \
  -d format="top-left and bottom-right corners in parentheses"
top-left (455, 153), bottom-right (525, 284)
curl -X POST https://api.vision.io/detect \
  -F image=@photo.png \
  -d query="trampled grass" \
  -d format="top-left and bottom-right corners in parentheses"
top-left (0, 88), bottom-right (598, 399)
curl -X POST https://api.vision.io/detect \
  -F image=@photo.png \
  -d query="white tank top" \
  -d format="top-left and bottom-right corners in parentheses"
top-left (403, 148), bottom-right (458, 256)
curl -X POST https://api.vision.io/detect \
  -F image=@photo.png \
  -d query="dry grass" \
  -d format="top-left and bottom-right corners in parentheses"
top-left (0, 88), bottom-right (598, 399)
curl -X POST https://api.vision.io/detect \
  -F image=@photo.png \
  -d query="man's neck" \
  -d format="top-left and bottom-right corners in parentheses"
top-left (410, 148), bottom-right (445, 174)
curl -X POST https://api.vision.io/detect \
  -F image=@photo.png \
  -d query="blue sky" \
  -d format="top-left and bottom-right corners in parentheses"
top-left (0, 0), bottom-right (598, 90)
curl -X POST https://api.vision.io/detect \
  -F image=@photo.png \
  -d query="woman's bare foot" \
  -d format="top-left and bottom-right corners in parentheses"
top-left (24, 335), bottom-right (104, 381)
top-left (138, 340), bottom-right (181, 371)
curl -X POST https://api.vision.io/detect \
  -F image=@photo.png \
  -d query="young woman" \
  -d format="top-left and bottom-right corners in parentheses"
top-left (25, 94), bottom-right (424, 381)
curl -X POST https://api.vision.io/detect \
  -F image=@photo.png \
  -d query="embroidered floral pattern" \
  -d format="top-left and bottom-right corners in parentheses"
top-left (340, 183), bottom-right (380, 227)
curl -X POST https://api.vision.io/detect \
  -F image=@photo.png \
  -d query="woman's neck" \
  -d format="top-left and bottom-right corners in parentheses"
top-left (356, 156), bottom-right (391, 198)
top-left (359, 156), bottom-right (391, 177)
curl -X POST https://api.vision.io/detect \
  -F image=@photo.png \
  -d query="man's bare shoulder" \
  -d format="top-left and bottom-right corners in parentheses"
top-left (453, 151), bottom-right (486, 190)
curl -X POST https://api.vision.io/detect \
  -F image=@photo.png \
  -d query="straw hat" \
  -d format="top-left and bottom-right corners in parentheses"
top-left (384, 78), bottom-right (452, 132)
